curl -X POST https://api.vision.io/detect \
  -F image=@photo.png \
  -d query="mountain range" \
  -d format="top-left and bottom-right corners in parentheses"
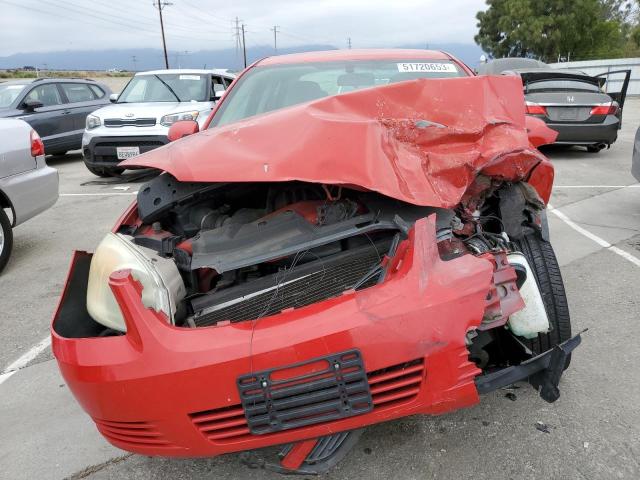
top-left (0, 43), bottom-right (485, 72)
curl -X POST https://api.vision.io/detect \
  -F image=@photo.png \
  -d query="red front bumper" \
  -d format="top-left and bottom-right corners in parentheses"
top-left (52, 217), bottom-right (494, 457)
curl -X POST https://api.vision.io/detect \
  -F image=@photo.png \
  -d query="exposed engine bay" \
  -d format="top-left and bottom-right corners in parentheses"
top-left (87, 171), bottom-right (556, 375)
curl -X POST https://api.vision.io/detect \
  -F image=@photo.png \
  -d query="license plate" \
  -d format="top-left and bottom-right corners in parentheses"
top-left (559, 108), bottom-right (579, 120)
top-left (116, 146), bottom-right (140, 159)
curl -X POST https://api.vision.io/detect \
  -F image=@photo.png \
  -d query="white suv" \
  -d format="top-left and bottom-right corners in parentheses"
top-left (82, 69), bottom-right (235, 177)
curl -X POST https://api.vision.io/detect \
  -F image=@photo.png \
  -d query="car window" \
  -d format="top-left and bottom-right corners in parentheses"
top-left (211, 60), bottom-right (466, 128)
top-left (212, 75), bottom-right (225, 94)
top-left (223, 77), bottom-right (233, 88)
top-left (24, 84), bottom-right (63, 107)
top-left (118, 74), bottom-right (208, 103)
top-left (61, 83), bottom-right (97, 103)
top-left (0, 84), bottom-right (26, 108)
top-left (89, 84), bottom-right (105, 98)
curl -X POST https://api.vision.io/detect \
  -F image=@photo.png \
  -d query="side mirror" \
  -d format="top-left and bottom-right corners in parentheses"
top-left (109, 93), bottom-right (118, 103)
top-left (525, 116), bottom-right (558, 148)
top-left (168, 120), bottom-right (199, 142)
top-left (23, 99), bottom-right (43, 111)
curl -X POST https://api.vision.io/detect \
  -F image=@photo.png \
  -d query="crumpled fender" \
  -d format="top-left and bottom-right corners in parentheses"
top-left (123, 75), bottom-right (553, 208)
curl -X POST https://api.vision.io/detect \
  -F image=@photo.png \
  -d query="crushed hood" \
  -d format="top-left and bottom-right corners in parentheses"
top-left (122, 75), bottom-right (556, 208)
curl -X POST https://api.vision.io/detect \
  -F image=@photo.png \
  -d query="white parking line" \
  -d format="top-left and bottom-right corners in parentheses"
top-left (549, 205), bottom-right (640, 267)
top-left (1, 335), bottom-right (52, 379)
top-left (0, 371), bottom-right (16, 386)
top-left (554, 185), bottom-right (640, 188)
top-left (60, 192), bottom-right (138, 196)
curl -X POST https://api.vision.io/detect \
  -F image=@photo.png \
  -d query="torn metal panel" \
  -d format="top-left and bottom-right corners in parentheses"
top-left (122, 76), bottom-right (557, 208)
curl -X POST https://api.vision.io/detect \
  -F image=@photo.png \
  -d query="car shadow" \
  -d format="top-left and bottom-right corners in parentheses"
top-left (539, 144), bottom-right (608, 160)
top-left (45, 150), bottom-right (83, 167)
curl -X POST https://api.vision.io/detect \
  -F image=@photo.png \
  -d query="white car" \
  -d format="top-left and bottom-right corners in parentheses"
top-left (82, 69), bottom-right (235, 177)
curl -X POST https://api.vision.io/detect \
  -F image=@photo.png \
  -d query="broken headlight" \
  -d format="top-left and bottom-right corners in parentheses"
top-left (86, 233), bottom-right (186, 332)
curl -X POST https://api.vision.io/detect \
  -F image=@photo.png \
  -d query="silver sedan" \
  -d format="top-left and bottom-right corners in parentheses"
top-left (0, 118), bottom-right (58, 273)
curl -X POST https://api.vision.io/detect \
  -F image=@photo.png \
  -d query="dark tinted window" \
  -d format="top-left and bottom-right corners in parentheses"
top-left (61, 83), bottom-right (97, 102)
top-left (24, 84), bottom-right (63, 106)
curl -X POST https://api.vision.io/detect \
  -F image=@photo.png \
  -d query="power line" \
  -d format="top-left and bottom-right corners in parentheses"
top-left (233, 17), bottom-right (244, 68)
top-left (153, 1), bottom-right (173, 69)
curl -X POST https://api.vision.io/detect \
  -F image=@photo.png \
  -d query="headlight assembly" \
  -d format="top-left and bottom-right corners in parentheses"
top-left (160, 110), bottom-right (199, 126)
top-left (86, 233), bottom-right (186, 332)
top-left (86, 114), bottom-right (101, 130)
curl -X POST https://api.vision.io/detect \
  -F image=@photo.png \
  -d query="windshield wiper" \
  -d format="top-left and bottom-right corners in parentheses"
top-left (154, 75), bottom-right (181, 102)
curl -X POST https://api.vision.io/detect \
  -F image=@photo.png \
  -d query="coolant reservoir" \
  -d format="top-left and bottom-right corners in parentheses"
top-left (507, 252), bottom-right (550, 339)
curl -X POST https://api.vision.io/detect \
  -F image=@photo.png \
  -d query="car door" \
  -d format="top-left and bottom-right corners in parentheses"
top-left (18, 82), bottom-right (73, 153)
top-left (594, 69), bottom-right (631, 126)
top-left (59, 82), bottom-right (105, 149)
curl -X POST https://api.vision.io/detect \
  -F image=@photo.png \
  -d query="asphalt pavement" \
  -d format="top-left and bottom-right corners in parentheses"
top-left (1, 100), bottom-right (639, 479)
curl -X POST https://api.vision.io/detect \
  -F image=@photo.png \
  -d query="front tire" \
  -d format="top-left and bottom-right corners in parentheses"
top-left (512, 232), bottom-right (572, 367)
top-left (0, 209), bottom-right (14, 274)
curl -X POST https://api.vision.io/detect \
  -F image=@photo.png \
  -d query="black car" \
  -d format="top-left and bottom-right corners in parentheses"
top-left (632, 127), bottom-right (640, 182)
top-left (0, 78), bottom-right (112, 155)
top-left (479, 58), bottom-right (630, 152)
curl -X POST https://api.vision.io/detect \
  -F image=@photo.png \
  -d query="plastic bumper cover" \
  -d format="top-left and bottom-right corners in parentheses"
top-left (82, 135), bottom-right (169, 168)
top-left (0, 158), bottom-right (58, 226)
top-left (476, 333), bottom-right (582, 402)
top-left (51, 216), bottom-right (568, 458)
top-left (542, 115), bottom-right (619, 145)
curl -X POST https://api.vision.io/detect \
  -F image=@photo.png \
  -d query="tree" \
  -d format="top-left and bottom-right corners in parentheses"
top-left (475, 0), bottom-right (627, 61)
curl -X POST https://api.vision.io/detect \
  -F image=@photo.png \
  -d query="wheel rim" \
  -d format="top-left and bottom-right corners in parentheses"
top-left (0, 224), bottom-right (4, 255)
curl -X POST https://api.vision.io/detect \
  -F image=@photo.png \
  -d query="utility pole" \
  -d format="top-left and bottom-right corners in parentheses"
top-left (271, 25), bottom-right (280, 53)
top-left (233, 17), bottom-right (243, 69)
top-left (241, 23), bottom-right (247, 68)
top-left (153, 1), bottom-right (172, 69)
top-left (347, 37), bottom-right (352, 49)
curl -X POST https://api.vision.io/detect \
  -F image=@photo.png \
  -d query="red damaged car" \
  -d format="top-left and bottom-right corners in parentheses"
top-left (52, 50), bottom-right (580, 474)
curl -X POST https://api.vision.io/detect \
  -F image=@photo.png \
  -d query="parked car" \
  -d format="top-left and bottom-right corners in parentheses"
top-left (632, 126), bottom-right (640, 182)
top-left (0, 78), bottom-right (112, 156)
top-left (82, 69), bottom-right (236, 177)
top-left (52, 50), bottom-right (580, 474)
top-left (479, 58), bottom-right (630, 152)
top-left (0, 119), bottom-right (58, 273)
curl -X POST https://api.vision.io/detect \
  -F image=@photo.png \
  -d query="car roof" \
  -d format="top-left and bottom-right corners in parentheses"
top-left (511, 67), bottom-right (588, 76)
top-left (137, 69), bottom-right (235, 77)
top-left (0, 79), bottom-right (35, 85)
top-left (257, 49), bottom-right (455, 66)
top-left (478, 57), bottom-right (548, 75)
top-left (0, 77), bottom-right (98, 85)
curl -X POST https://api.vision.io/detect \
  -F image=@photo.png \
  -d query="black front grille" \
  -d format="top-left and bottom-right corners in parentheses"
top-left (104, 118), bottom-right (156, 127)
top-left (191, 243), bottom-right (383, 327)
top-left (237, 350), bottom-right (372, 435)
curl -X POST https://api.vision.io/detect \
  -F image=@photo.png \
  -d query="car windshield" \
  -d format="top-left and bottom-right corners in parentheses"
top-left (526, 79), bottom-right (601, 93)
top-left (0, 83), bottom-right (27, 108)
top-left (210, 59), bottom-right (466, 128)
top-left (117, 73), bottom-right (208, 103)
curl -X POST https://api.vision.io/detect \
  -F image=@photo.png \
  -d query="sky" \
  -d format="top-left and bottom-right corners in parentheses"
top-left (0, 0), bottom-right (487, 56)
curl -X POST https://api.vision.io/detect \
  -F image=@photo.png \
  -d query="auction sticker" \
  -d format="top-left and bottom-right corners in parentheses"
top-left (396, 63), bottom-right (457, 73)
top-left (179, 75), bottom-right (201, 80)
